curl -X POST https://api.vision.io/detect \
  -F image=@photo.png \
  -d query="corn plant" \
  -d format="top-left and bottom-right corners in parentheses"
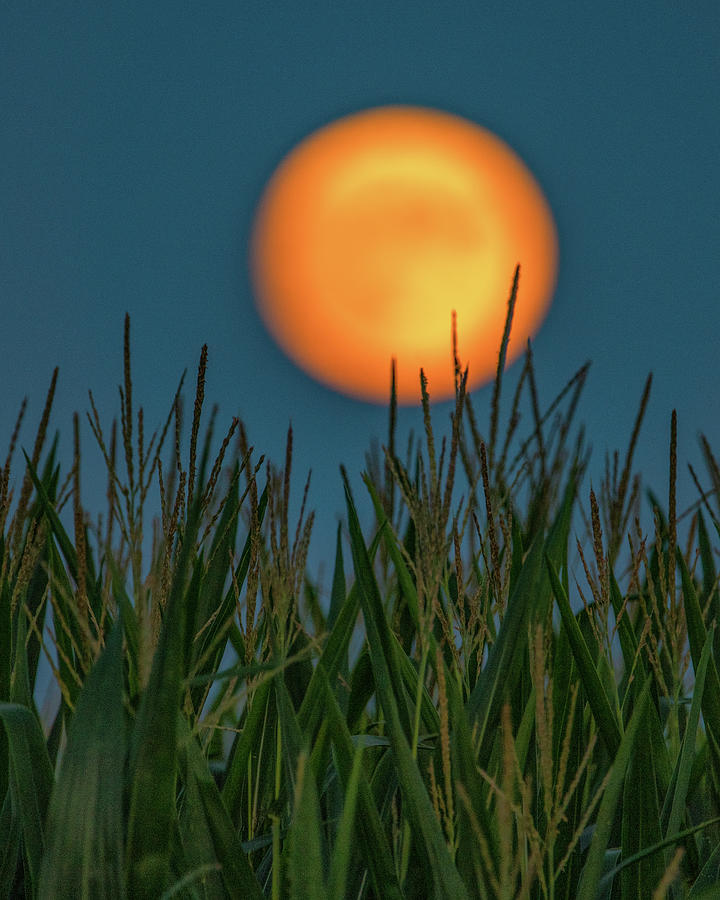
top-left (1, 286), bottom-right (720, 898)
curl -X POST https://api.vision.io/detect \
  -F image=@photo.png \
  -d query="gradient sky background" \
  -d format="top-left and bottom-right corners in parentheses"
top-left (2, 2), bottom-right (719, 593)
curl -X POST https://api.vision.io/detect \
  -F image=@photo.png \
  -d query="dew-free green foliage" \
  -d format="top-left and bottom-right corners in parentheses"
top-left (1, 292), bottom-right (720, 898)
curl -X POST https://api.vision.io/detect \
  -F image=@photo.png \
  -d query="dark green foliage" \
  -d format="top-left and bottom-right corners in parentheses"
top-left (38, 618), bottom-right (126, 898)
top-left (1, 318), bottom-right (720, 898)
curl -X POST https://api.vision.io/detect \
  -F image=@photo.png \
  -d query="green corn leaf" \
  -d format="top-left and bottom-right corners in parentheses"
top-left (176, 715), bottom-right (263, 900)
top-left (664, 626), bottom-right (713, 844)
top-left (609, 570), bottom-right (641, 683)
top-left (447, 677), bottom-right (501, 891)
top-left (546, 553), bottom-right (622, 757)
top-left (198, 777), bottom-right (263, 899)
top-left (177, 751), bottom-right (225, 900)
top-left (190, 485), bottom-right (268, 713)
top-left (107, 553), bottom-right (140, 697)
top-left (363, 473), bottom-right (421, 624)
top-left (0, 790), bottom-right (21, 897)
top-left (599, 815), bottom-right (720, 895)
top-left (697, 509), bottom-right (720, 665)
top-left (0, 701), bottom-right (54, 894)
top-left (347, 646), bottom-right (378, 738)
top-left (395, 626), bottom-right (441, 737)
top-left (125, 503), bottom-right (199, 897)
top-left (10, 600), bottom-right (35, 711)
top-left (678, 546), bottom-right (720, 748)
top-left (297, 521), bottom-right (383, 746)
top-left (365, 462), bottom-right (499, 888)
top-left (39, 617), bottom-right (126, 899)
top-left (467, 529), bottom-right (544, 755)
top-left (287, 749), bottom-right (328, 900)
top-left (327, 740), bottom-right (364, 900)
top-left (696, 510), bottom-right (717, 612)
top-left (621, 687), bottom-right (664, 896)
top-left (274, 671), bottom-right (305, 805)
top-left (577, 678), bottom-right (651, 900)
top-left (46, 537), bottom-right (86, 707)
top-left (298, 582), bottom-right (360, 735)
top-left (690, 835), bottom-right (720, 897)
top-left (22, 535), bottom-right (50, 693)
top-left (316, 663), bottom-right (404, 900)
top-left (468, 468), bottom-right (576, 767)
top-left (22, 450), bottom-right (80, 583)
top-left (343, 470), bottom-right (468, 900)
top-left (183, 551), bottom-right (205, 697)
top-left (327, 523), bottom-right (346, 631)
top-left (0, 573), bottom-right (10, 797)
top-left (221, 675), bottom-right (274, 826)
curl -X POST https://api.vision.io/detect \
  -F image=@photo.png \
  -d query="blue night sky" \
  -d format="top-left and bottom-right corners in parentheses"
top-left (1, 2), bottom-right (719, 588)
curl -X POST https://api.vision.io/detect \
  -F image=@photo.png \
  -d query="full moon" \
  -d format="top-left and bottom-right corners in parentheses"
top-left (250, 106), bottom-right (558, 404)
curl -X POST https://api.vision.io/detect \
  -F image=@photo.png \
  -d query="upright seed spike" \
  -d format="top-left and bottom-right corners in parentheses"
top-left (122, 313), bottom-right (134, 492)
top-left (12, 366), bottom-right (58, 554)
top-left (668, 409), bottom-right (677, 617)
top-left (187, 343), bottom-right (208, 511)
top-left (384, 357), bottom-right (397, 523)
top-left (489, 265), bottom-right (520, 472)
top-left (610, 372), bottom-right (652, 562)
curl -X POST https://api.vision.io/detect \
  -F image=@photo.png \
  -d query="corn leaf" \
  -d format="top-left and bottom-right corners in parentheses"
top-left (39, 617), bottom-right (126, 899)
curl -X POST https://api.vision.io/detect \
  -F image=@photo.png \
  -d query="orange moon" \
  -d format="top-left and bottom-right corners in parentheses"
top-left (250, 106), bottom-right (558, 404)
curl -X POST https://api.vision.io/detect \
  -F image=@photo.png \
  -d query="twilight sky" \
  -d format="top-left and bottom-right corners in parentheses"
top-left (1, 2), bottom-right (719, 588)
